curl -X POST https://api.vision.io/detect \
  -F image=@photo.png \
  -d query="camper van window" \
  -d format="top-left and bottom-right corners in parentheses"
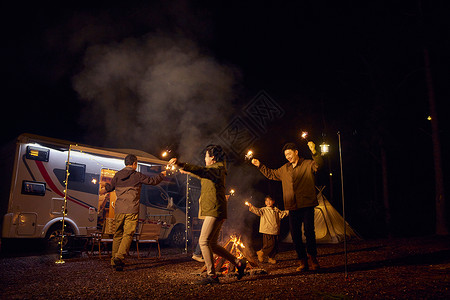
top-left (54, 163), bottom-right (100, 194)
top-left (67, 163), bottom-right (86, 182)
top-left (139, 164), bottom-right (162, 174)
top-left (22, 180), bottom-right (46, 196)
top-left (26, 146), bottom-right (50, 162)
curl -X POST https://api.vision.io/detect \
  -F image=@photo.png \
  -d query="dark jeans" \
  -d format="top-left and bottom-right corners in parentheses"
top-left (289, 207), bottom-right (317, 259)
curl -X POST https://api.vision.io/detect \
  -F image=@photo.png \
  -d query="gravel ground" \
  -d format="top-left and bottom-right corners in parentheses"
top-left (1, 235), bottom-right (449, 299)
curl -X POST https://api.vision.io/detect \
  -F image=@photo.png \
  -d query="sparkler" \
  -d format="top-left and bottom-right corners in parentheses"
top-left (301, 131), bottom-right (308, 140)
top-left (244, 150), bottom-right (254, 160)
top-left (229, 189), bottom-right (235, 196)
top-left (161, 149), bottom-right (171, 158)
top-left (244, 201), bottom-right (249, 206)
top-left (165, 164), bottom-right (178, 176)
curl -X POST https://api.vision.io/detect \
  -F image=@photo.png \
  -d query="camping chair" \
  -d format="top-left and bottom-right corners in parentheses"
top-left (83, 227), bottom-right (101, 257)
top-left (96, 217), bottom-right (116, 259)
top-left (135, 223), bottom-right (161, 259)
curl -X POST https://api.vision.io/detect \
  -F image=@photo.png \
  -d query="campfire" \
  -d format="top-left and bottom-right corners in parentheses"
top-left (198, 234), bottom-right (266, 277)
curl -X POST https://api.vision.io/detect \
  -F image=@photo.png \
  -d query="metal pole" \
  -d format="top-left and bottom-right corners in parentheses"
top-left (185, 173), bottom-right (189, 254)
top-left (338, 132), bottom-right (348, 278)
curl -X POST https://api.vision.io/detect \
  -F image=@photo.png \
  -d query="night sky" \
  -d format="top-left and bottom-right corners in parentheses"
top-left (2, 1), bottom-right (449, 237)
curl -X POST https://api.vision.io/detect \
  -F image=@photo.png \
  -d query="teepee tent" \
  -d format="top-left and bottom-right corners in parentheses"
top-left (283, 186), bottom-right (360, 244)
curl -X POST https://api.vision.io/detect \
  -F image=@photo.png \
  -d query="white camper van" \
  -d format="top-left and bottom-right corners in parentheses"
top-left (1, 134), bottom-right (198, 249)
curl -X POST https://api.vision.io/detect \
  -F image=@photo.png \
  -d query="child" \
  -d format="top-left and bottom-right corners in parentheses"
top-left (248, 195), bottom-right (289, 264)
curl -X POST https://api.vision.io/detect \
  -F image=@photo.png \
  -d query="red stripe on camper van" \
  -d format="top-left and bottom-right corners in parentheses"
top-left (34, 161), bottom-right (90, 209)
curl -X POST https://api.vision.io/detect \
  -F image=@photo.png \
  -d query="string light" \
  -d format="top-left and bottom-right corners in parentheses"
top-left (55, 145), bottom-right (73, 264)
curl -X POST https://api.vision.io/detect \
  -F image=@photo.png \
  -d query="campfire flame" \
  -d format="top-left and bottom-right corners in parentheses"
top-left (199, 234), bottom-right (261, 277)
top-left (214, 235), bottom-right (249, 275)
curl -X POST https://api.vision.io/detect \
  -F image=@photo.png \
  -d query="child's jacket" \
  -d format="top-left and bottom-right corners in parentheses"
top-left (249, 206), bottom-right (289, 235)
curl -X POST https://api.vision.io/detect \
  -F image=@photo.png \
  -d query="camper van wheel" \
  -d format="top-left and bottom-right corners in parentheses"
top-left (45, 223), bottom-right (74, 251)
top-left (169, 224), bottom-right (186, 248)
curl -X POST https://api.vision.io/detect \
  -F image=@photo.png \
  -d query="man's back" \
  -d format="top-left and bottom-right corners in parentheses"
top-left (107, 167), bottom-right (164, 214)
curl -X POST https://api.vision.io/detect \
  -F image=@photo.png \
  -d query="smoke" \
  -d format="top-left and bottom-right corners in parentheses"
top-left (223, 163), bottom-right (267, 247)
top-left (73, 31), bottom-right (271, 244)
top-left (73, 34), bottom-right (239, 160)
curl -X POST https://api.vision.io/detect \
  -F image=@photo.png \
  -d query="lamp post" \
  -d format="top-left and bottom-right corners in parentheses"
top-left (337, 131), bottom-right (348, 279)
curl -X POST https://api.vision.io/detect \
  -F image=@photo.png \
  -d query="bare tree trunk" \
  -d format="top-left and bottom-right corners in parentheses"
top-left (423, 48), bottom-right (448, 235)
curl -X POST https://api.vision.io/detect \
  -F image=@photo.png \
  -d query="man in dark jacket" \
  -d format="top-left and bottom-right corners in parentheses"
top-left (100, 154), bottom-right (166, 271)
top-left (251, 142), bottom-right (323, 271)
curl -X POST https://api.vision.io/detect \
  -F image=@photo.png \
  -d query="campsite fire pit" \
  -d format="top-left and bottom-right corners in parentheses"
top-left (198, 234), bottom-right (267, 277)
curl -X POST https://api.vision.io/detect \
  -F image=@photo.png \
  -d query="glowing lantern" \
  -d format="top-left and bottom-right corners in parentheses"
top-left (320, 142), bottom-right (330, 155)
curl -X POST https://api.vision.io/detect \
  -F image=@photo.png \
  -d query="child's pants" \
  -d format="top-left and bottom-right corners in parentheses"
top-left (262, 233), bottom-right (278, 258)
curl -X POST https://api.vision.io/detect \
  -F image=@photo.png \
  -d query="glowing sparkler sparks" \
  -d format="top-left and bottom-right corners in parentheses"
top-left (161, 147), bottom-right (172, 158)
top-left (244, 201), bottom-right (249, 206)
top-left (166, 164), bottom-right (176, 171)
top-left (230, 189), bottom-right (235, 196)
top-left (165, 164), bottom-right (178, 176)
top-left (91, 178), bottom-right (97, 184)
top-left (245, 150), bottom-right (253, 160)
top-left (161, 149), bottom-right (172, 158)
top-left (301, 131), bottom-right (308, 139)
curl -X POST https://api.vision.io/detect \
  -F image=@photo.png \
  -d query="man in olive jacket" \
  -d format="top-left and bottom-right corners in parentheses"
top-left (252, 141), bottom-right (323, 271)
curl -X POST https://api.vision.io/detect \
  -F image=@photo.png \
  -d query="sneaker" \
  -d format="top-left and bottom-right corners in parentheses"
top-left (256, 250), bottom-right (264, 262)
top-left (308, 254), bottom-right (320, 271)
top-left (236, 259), bottom-right (247, 280)
top-left (296, 258), bottom-right (309, 272)
top-left (113, 258), bottom-right (124, 271)
top-left (192, 254), bottom-right (205, 262)
top-left (113, 257), bottom-right (124, 266)
top-left (196, 275), bottom-right (220, 285)
top-left (114, 265), bottom-right (124, 271)
top-left (268, 258), bottom-right (277, 264)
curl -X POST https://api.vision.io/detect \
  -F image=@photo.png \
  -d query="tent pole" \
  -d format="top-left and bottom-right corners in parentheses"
top-left (338, 131), bottom-right (348, 278)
